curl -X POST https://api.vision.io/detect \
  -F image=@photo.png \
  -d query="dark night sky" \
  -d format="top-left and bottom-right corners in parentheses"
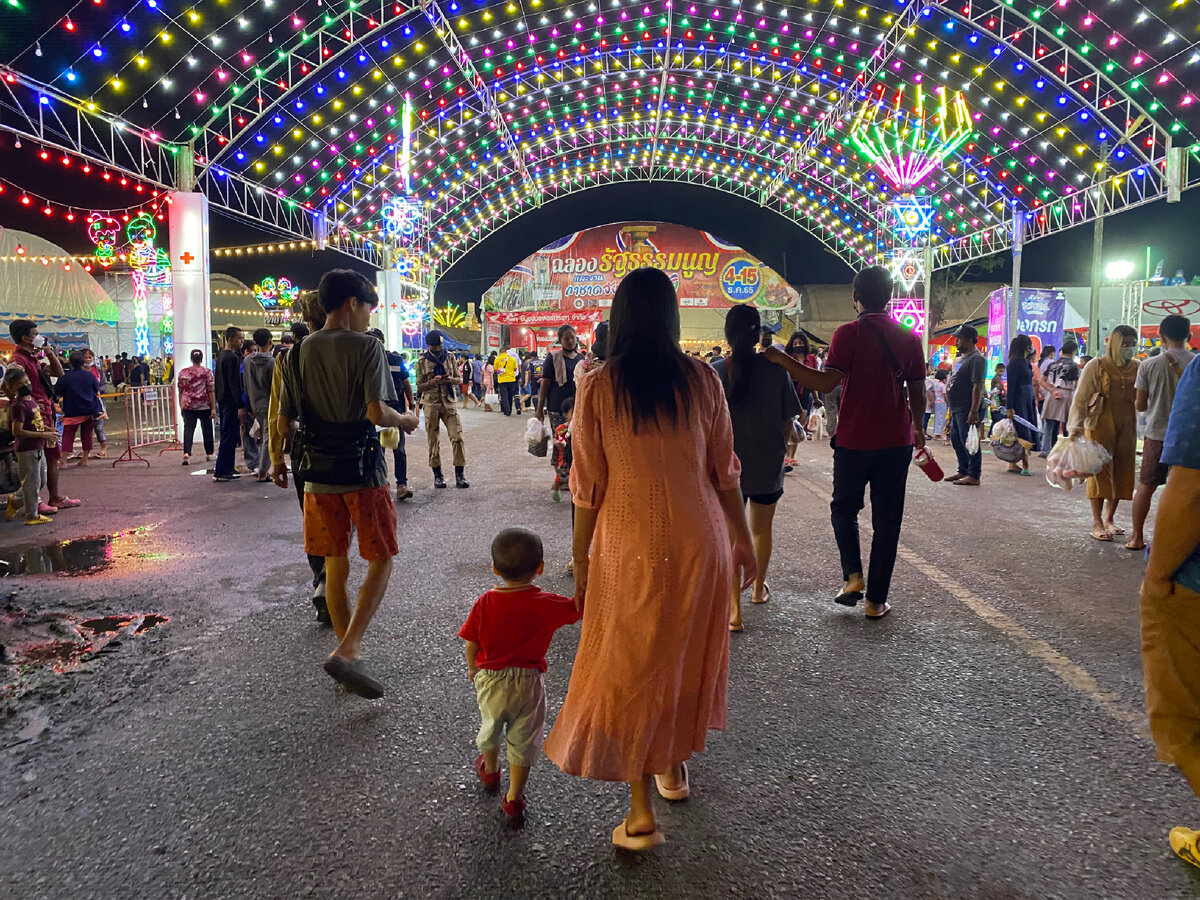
top-left (2, 137), bottom-right (1199, 310)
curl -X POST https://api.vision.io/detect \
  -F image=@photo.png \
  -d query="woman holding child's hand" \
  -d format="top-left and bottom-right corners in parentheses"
top-left (544, 268), bottom-right (755, 851)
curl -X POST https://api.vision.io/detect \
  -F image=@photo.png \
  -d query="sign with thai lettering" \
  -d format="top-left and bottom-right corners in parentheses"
top-left (483, 222), bottom-right (800, 313)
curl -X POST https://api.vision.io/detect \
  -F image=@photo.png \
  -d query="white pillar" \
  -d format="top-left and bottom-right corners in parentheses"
top-left (168, 191), bottom-right (211, 432)
top-left (375, 269), bottom-right (407, 351)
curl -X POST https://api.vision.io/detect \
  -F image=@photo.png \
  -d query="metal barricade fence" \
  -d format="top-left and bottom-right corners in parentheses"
top-left (112, 385), bottom-right (182, 466)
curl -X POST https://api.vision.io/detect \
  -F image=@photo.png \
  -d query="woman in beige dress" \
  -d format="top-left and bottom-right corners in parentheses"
top-left (543, 267), bottom-right (756, 851)
top-left (1070, 325), bottom-right (1140, 541)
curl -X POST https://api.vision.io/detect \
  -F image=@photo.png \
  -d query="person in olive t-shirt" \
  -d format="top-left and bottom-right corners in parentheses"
top-left (277, 270), bottom-right (417, 700)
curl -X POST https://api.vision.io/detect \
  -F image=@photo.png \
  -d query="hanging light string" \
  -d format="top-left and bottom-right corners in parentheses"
top-left (110, 4), bottom-right (303, 131)
top-left (0, 169), bottom-right (170, 223)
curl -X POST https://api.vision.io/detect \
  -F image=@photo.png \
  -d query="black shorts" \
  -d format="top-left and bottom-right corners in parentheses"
top-left (744, 489), bottom-right (784, 506)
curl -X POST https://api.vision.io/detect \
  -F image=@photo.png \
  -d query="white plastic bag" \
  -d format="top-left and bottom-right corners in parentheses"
top-left (1044, 434), bottom-right (1112, 491)
top-left (249, 418), bottom-right (262, 439)
top-left (990, 418), bottom-right (1017, 444)
top-left (525, 417), bottom-right (550, 457)
top-left (964, 425), bottom-right (980, 455)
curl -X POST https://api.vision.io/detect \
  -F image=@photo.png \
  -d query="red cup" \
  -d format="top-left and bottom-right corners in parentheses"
top-left (913, 447), bottom-right (944, 482)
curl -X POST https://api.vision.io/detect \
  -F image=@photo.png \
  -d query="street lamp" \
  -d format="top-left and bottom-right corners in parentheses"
top-left (1105, 260), bottom-right (1134, 282)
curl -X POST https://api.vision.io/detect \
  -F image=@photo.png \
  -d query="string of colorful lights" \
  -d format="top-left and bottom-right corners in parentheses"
top-left (0, 0), bottom-right (1195, 275)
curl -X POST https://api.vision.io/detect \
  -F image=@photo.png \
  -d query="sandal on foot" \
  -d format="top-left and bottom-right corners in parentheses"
top-left (323, 656), bottom-right (384, 699)
top-left (1106, 525), bottom-right (1126, 536)
top-left (1169, 826), bottom-right (1200, 870)
top-left (1090, 530), bottom-right (1113, 542)
top-left (752, 584), bottom-right (771, 605)
top-left (728, 621), bottom-right (744, 633)
top-left (612, 819), bottom-right (665, 851)
top-left (865, 602), bottom-right (892, 620)
top-left (835, 589), bottom-right (863, 607)
top-left (654, 762), bottom-right (690, 801)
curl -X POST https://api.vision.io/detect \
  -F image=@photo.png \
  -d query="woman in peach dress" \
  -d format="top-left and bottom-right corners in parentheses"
top-left (543, 267), bottom-right (756, 850)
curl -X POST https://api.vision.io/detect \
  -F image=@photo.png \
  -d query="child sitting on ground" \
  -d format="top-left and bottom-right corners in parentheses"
top-left (550, 396), bottom-right (574, 503)
top-left (458, 527), bottom-right (582, 827)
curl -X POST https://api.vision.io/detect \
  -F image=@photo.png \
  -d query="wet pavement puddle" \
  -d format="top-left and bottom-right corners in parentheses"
top-left (2, 608), bottom-right (170, 736)
top-left (0, 524), bottom-right (169, 577)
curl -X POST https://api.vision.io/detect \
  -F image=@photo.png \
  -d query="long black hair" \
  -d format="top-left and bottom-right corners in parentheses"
top-left (592, 321), bottom-right (610, 361)
top-left (785, 330), bottom-right (809, 358)
top-left (1008, 334), bottom-right (1033, 367)
top-left (607, 267), bottom-right (696, 434)
top-left (723, 303), bottom-right (761, 404)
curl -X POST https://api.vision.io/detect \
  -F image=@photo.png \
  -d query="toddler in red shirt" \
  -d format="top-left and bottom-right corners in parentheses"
top-left (458, 527), bottom-right (581, 827)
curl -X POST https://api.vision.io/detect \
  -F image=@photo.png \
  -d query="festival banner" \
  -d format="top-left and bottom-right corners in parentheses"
top-left (986, 288), bottom-right (1067, 375)
top-left (483, 222), bottom-right (800, 313)
top-left (486, 310), bottom-right (605, 328)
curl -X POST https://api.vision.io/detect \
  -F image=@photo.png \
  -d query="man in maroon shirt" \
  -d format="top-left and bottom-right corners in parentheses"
top-left (764, 266), bottom-right (926, 618)
top-left (8, 319), bottom-right (80, 511)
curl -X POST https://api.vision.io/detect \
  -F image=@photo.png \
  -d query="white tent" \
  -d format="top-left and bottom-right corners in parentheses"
top-left (0, 227), bottom-right (120, 355)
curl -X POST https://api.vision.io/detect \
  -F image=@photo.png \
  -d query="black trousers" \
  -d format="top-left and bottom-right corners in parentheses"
top-left (181, 408), bottom-right (214, 456)
top-left (830, 444), bottom-right (912, 605)
top-left (498, 381), bottom-right (517, 415)
top-left (290, 449), bottom-right (326, 591)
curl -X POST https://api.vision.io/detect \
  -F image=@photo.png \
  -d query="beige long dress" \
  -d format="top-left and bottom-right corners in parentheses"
top-left (544, 358), bottom-right (741, 782)
top-left (1072, 357), bottom-right (1139, 500)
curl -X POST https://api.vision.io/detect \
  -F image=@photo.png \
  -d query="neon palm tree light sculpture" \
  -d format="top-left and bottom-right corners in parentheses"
top-left (850, 86), bottom-right (973, 191)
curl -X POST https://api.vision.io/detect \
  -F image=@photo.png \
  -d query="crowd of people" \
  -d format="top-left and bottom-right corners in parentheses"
top-left (2, 262), bottom-right (1197, 869)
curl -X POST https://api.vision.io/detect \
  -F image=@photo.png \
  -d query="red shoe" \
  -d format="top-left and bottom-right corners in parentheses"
top-left (501, 796), bottom-right (526, 828)
top-left (474, 754), bottom-right (500, 793)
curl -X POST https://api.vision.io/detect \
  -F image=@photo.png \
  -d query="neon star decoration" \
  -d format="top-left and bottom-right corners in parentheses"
top-left (890, 249), bottom-right (926, 293)
top-left (888, 298), bottom-right (927, 335)
top-left (892, 197), bottom-right (935, 243)
top-left (850, 86), bottom-right (973, 191)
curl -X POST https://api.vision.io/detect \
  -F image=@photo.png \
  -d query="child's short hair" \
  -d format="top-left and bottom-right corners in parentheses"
top-left (491, 528), bottom-right (544, 581)
top-left (560, 396), bottom-right (575, 415)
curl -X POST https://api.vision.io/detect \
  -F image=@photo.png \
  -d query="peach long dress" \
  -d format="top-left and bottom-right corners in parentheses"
top-left (543, 358), bottom-right (741, 782)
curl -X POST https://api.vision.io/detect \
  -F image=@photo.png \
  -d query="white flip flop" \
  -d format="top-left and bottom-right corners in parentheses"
top-left (654, 762), bottom-right (690, 801)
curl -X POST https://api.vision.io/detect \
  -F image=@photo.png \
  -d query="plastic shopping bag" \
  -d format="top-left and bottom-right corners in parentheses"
top-left (1044, 433), bottom-right (1112, 491)
top-left (989, 417), bottom-right (1027, 463)
top-left (965, 425), bottom-right (980, 455)
top-left (525, 417), bottom-right (550, 457)
top-left (990, 418), bottom-right (1017, 444)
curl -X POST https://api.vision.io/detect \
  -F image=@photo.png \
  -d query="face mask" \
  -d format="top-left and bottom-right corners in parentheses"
top-left (1121, 347), bottom-right (1135, 363)
top-left (17, 386), bottom-right (32, 397)
top-left (31, 335), bottom-right (45, 349)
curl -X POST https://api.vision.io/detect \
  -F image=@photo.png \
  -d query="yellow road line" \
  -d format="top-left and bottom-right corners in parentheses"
top-left (788, 470), bottom-right (1148, 739)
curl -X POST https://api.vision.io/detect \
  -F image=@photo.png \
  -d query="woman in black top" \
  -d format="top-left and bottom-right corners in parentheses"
top-left (713, 305), bottom-right (802, 631)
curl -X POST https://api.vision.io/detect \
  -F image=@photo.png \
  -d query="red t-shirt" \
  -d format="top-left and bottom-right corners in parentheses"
top-left (458, 586), bottom-right (582, 673)
top-left (824, 313), bottom-right (925, 451)
top-left (10, 348), bottom-right (52, 421)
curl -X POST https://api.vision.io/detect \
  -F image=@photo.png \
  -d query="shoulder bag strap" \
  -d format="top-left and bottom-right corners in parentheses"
top-left (859, 317), bottom-right (904, 383)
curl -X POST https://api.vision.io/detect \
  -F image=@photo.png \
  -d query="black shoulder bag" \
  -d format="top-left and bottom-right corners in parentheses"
top-left (290, 342), bottom-right (381, 487)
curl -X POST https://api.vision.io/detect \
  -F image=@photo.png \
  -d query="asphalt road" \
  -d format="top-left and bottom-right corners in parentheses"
top-left (2, 408), bottom-right (1199, 899)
